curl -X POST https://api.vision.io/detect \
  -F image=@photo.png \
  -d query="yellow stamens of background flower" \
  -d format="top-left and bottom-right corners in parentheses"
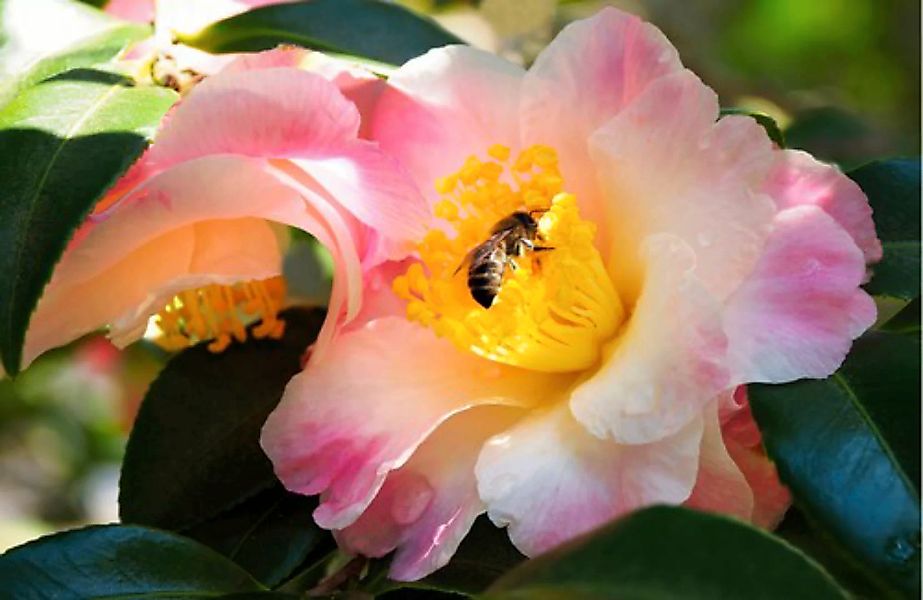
top-left (393, 145), bottom-right (623, 373)
top-left (152, 276), bottom-right (287, 353)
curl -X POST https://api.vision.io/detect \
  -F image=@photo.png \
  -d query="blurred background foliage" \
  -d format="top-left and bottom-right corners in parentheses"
top-left (1, 0), bottom-right (918, 551)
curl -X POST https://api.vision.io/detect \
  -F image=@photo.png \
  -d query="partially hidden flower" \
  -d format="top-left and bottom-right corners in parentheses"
top-left (14, 47), bottom-right (426, 374)
top-left (260, 7), bottom-right (880, 580)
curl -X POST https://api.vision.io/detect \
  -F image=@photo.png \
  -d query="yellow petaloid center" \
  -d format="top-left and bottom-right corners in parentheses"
top-left (393, 145), bottom-right (623, 373)
top-left (152, 276), bottom-right (287, 353)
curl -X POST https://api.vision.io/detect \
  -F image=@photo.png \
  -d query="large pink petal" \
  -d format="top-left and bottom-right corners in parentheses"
top-left (337, 405), bottom-right (524, 581)
top-left (589, 70), bottom-right (776, 302)
top-left (724, 205), bottom-right (876, 384)
top-left (24, 155), bottom-right (362, 369)
top-left (764, 151), bottom-right (881, 264)
top-left (569, 234), bottom-right (729, 445)
top-left (105, 0), bottom-right (154, 22)
top-left (520, 7), bottom-right (682, 235)
top-left (261, 317), bottom-right (565, 530)
top-left (475, 404), bottom-right (703, 556)
top-left (370, 45), bottom-right (524, 207)
top-left (136, 67), bottom-right (428, 246)
top-left (683, 400), bottom-right (754, 522)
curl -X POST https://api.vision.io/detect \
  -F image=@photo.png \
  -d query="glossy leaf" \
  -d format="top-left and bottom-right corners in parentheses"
top-left (880, 297), bottom-right (920, 334)
top-left (750, 329), bottom-right (921, 597)
top-left (119, 308), bottom-right (325, 530)
top-left (850, 159), bottom-right (921, 300)
top-left (720, 107), bottom-right (786, 147)
top-left (184, 485), bottom-right (335, 588)
top-left (180, 0), bottom-right (462, 66)
top-left (0, 0), bottom-right (123, 81)
top-left (0, 524), bottom-right (266, 597)
top-left (0, 69), bottom-right (176, 374)
top-left (486, 506), bottom-right (846, 600)
top-left (0, 22), bottom-right (150, 108)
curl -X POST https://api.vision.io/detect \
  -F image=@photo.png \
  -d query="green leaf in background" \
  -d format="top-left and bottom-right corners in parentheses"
top-left (119, 308), bottom-right (324, 530)
top-left (0, 69), bottom-right (177, 375)
top-left (880, 297), bottom-right (920, 334)
top-left (0, 524), bottom-right (267, 597)
top-left (184, 485), bottom-right (335, 588)
top-left (750, 329), bottom-right (921, 597)
top-left (0, 22), bottom-right (150, 109)
top-left (179, 0), bottom-right (463, 66)
top-left (0, 0), bottom-right (124, 80)
top-left (485, 506), bottom-right (846, 600)
top-left (850, 158), bottom-right (921, 300)
top-left (720, 107), bottom-right (786, 147)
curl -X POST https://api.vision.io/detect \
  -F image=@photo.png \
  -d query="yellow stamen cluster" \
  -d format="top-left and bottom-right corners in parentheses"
top-left (153, 276), bottom-right (287, 353)
top-left (393, 145), bottom-right (623, 373)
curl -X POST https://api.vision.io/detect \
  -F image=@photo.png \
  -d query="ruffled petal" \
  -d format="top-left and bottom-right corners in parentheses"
top-left (570, 234), bottom-right (729, 445)
top-left (371, 45), bottom-right (524, 207)
top-left (475, 404), bottom-right (703, 556)
top-left (683, 400), bottom-right (754, 522)
top-left (261, 317), bottom-right (565, 530)
top-left (724, 205), bottom-right (876, 384)
top-left (521, 6), bottom-right (682, 234)
top-left (24, 155), bottom-right (362, 368)
top-left (764, 151), bottom-right (881, 264)
top-left (589, 70), bottom-right (776, 302)
top-left (136, 67), bottom-right (428, 245)
top-left (337, 405), bottom-right (524, 581)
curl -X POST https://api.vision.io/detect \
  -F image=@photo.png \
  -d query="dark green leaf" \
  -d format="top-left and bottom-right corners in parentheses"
top-left (850, 159), bottom-right (921, 300)
top-left (486, 506), bottom-right (846, 600)
top-left (0, 22), bottom-right (150, 108)
top-left (750, 330), bottom-right (921, 597)
top-left (720, 107), bottom-right (786, 147)
top-left (184, 485), bottom-right (335, 588)
top-left (119, 308), bottom-right (325, 530)
top-left (0, 524), bottom-right (266, 597)
top-left (880, 297), bottom-right (920, 334)
top-left (0, 69), bottom-right (176, 374)
top-left (180, 0), bottom-right (463, 66)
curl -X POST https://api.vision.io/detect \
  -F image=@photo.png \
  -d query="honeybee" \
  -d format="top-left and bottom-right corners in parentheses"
top-left (458, 211), bottom-right (551, 308)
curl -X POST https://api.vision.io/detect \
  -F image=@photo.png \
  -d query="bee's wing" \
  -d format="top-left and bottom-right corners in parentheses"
top-left (454, 231), bottom-right (509, 276)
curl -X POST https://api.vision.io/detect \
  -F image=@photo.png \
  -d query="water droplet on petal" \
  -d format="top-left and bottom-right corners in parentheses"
top-left (696, 233), bottom-right (713, 248)
top-left (390, 473), bottom-right (434, 525)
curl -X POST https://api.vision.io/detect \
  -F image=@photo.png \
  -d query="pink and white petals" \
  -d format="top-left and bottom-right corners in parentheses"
top-left (371, 45), bottom-right (524, 207)
top-left (569, 234), bottom-right (729, 445)
top-left (520, 7), bottom-right (682, 230)
top-left (590, 71), bottom-right (776, 302)
top-left (764, 149), bottom-right (882, 264)
top-left (475, 404), bottom-right (704, 556)
top-left (724, 205), bottom-right (876, 384)
top-left (261, 317), bottom-right (564, 530)
top-left (337, 405), bottom-right (525, 581)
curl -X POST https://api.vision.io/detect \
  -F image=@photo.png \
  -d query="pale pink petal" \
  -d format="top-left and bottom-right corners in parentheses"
top-left (569, 234), bottom-right (729, 445)
top-left (261, 317), bottom-right (566, 530)
top-left (142, 67), bottom-right (427, 247)
top-left (337, 405), bottom-right (525, 581)
top-left (764, 149), bottom-right (882, 263)
top-left (725, 205), bottom-right (876, 384)
top-left (475, 404), bottom-right (703, 556)
top-left (589, 71), bottom-right (776, 302)
top-left (683, 400), bottom-right (754, 522)
top-left (520, 6), bottom-right (682, 234)
top-left (370, 45), bottom-right (524, 207)
top-left (24, 156), bottom-right (362, 369)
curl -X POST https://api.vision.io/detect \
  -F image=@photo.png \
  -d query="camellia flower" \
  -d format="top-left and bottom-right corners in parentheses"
top-left (11, 47), bottom-right (426, 374)
top-left (261, 7), bottom-right (880, 580)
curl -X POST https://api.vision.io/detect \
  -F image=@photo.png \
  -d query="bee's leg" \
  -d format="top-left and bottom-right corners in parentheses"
top-left (532, 246), bottom-right (554, 252)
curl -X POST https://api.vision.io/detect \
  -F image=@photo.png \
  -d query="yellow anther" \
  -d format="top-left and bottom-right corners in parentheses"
top-left (488, 144), bottom-right (511, 161)
top-left (395, 145), bottom-right (624, 373)
top-left (151, 276), bottom-right (287, 353)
